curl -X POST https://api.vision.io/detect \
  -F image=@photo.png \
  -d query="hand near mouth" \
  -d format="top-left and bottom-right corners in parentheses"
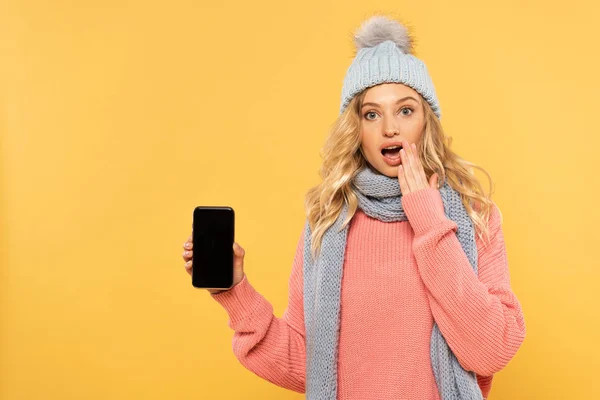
top-left (397, 140), bottom-right (439, 195)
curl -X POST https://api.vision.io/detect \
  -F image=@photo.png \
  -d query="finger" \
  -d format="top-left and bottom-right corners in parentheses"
top-left (408, 142), bottom-right (424, 187)
top-left (184, 260), bottom-right (193, 275)
top-left (405, 141), bottom-right (425, 189)
top-left (411, 142), bottom-right (428, 187)
top-left (184, 241), bottom-right (193, 250)
top-left (429, 173), bottom-right (439, 189)
top-left (233, 243), bottom-right (245, 269)
top-left (233, 242), bottom-right (245, 258)
top-left (182, 250), bottom-right (193, 262)
top-left (400, 145), bottom-right (415, 191)
top-left (398, 165), bottom-right (409, 195)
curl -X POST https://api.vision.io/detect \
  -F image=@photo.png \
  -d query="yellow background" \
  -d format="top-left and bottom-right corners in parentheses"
top-left (2, 1), bottom-right (598, 399)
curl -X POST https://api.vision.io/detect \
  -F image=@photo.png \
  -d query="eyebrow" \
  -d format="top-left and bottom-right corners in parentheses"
top-left (361, 96), bottom-right (420, 109)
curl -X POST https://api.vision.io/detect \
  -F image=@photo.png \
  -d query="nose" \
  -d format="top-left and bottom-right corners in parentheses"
top-left (383, 116), bottom-right (399, 137)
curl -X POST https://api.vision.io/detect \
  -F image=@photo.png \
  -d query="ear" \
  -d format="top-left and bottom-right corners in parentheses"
top-left (429, 173), bottom-right (439, 189)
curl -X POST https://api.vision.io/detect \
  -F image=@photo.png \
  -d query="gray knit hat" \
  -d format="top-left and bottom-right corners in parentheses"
top-left (339, 15), bottom-right (441, 119)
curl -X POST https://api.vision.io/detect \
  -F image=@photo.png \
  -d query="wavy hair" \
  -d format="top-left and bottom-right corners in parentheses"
top-left (304, 88), bottom-right (500, 259)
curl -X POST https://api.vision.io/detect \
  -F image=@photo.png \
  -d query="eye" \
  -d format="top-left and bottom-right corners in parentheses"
top-left (364, 111), bottom-right (378, 120)
top-left (400, 107), bottom-right (413, 116)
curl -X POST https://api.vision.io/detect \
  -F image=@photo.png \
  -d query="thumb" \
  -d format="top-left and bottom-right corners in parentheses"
top-left (233, 242), bottom-right (245, 271)
top-left (429, 173), bottom-right (439, 189)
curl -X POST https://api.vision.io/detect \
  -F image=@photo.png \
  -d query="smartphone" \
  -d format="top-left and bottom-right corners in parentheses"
top-left (191, 206), bottom-right (235, 289)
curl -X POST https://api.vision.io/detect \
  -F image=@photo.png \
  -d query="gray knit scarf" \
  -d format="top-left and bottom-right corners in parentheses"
top-left (302, 166), bottom-right (484, 399)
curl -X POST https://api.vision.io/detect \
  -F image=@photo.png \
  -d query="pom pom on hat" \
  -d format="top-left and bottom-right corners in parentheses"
top-left (353, 15), bottom-right (413, 54)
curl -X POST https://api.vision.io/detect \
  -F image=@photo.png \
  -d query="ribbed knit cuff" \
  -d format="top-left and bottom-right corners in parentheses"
top-left (209, 274), bottom-right (271, 324)
top-left (401, 187), bottom-right (449, 235)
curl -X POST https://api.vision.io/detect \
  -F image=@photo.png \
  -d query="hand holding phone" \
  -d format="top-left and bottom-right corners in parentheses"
top-left (182, 206), bottom-right (245, 293)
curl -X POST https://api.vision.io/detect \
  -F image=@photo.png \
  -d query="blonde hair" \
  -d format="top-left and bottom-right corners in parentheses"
top-left (304, 88), bottom-right (501, 259)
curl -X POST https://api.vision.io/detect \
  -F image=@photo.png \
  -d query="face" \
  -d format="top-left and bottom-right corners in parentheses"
top-left (359, 83), bottom-right (426, 177)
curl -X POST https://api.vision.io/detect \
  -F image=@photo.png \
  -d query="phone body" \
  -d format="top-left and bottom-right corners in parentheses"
top-left (191, 206), bottom-right (235, 290)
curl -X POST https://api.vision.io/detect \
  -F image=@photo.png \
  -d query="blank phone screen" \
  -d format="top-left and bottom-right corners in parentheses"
top-left (192, 207), bottom-right (234, 289)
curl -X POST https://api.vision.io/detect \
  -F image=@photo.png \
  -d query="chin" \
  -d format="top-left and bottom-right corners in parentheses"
top-left (382, 169), bottom-right (399, 178)
top-left (367, 162), bottom-right (399, 178)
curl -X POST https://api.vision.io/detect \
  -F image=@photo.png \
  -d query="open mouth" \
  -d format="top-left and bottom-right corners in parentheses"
top-left (381, 145), bottom-right (402, 159)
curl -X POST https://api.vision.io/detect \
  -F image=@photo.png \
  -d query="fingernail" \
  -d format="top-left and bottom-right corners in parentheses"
top-left (185, 260), bottom-right (191, 266)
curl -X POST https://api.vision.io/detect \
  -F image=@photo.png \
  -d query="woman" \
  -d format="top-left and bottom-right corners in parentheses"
top-left (181, 14), bottom-right (526, 400)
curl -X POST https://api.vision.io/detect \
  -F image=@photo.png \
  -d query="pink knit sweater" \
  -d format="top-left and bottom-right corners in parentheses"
top-left (210, 187), bottom-right (526, 399)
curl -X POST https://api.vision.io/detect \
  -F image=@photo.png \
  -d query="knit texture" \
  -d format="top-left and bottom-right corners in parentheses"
top-left (303, 167), bottom-right (482, 399)
top-left (210, 181), bottom-right (526, 399)
top-left (339, 39), bottom-right (441, 118)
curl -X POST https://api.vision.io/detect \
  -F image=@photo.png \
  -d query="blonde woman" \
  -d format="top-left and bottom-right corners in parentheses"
top-left (182, 15), bottom-right (526, 400)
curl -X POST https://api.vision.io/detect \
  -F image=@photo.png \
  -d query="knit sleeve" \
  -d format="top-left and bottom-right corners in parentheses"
top-left (209, 230), bottom-right (306, 393)
top-left (401, 187), bottom-right (526, 377)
